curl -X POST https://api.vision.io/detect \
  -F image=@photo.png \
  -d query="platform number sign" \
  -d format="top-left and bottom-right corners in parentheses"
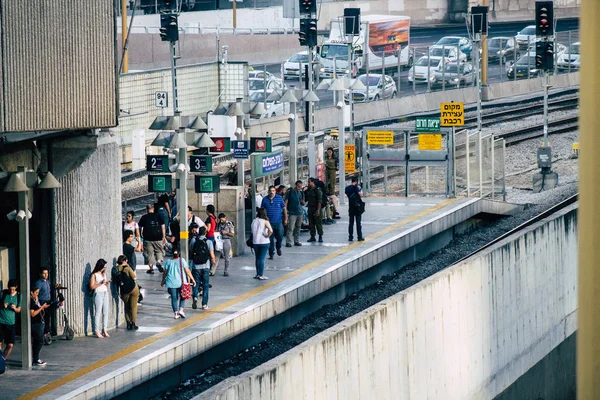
top-left (440, 102), bottom-right (464, 127)
top-left (146, 155), bottom-right (169, 172)
top-left (155, 91), bottom-right (168, 108)
top-left (189, 155), bottom-right (213, 173)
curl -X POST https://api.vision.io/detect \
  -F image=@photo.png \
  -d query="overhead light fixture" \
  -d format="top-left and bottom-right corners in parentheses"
top-left (3, 174), bottom-right (28, 193)
top-left (301, 90), bottom-right (320, 102)
top-left (251, 102), bottom-right (268, 115)
top-left (166, 133), bottom-right (188, 149)
top-left (150, 132), bottom-right (174, 147)
top-left (226, 102), bottom-right (245, 117)
top-left (193, 132), bottom-right (216, 148)
top-left (279, 90), bottom-right (299, 103)
top-left (37, 172), bottom-right (61, 190)
top-left (327, 78), bottom-right (346, 91)
top-left (188, 116), bottom-right (208, 131)
top-left (349, 78), bottom-right (366, 91)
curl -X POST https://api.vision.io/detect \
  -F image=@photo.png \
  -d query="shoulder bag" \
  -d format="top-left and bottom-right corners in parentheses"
top-left (179, 259), bottom-right (192, 300)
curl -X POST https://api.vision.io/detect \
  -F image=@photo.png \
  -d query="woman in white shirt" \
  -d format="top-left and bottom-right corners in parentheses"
top-left (90, 259), bottom-right (110, 338)
top-left (123, 211), bottom-right (142, 251)
top-left (251, 208), bottom-right (273, 280)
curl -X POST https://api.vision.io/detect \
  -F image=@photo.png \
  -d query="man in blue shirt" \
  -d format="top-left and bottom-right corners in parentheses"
top-left (34, 267), bottom-right (53, 339)
top-left (261, 185), bottom-right (288, 259)
top-left (284, 180), bottom-right (305, 247)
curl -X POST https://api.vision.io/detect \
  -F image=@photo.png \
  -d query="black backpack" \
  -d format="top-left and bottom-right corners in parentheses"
top-left (112, 266), bottom-right (136, 295)
top-left (348, 192), bottom-right (365, 215)
top-left (192, 238), bottom-right (210, 265)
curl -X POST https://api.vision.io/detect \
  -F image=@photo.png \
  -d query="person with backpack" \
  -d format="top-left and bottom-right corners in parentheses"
top-left (162, 248), bottom-right (196, 318)
top-left (0, 279), bottom-right (21, 365)
top-left (305, 178), bottom-right (324, 243)
top-left (189, 225), bottom-right (215, 310)
top-left (90, 259), bottom-right (111, 338)
top-left (345, 176), bottom-right (365, 242)
top-left (138, 204), bottom-right (166, 275)
top-left (112, 255), bottom-right (140, 330)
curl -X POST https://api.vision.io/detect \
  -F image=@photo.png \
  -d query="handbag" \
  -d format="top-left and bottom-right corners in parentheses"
top-left (179, 259), bottom-right (192, 300)
top-left (246, 233), bottom-right (254, 248)
top-left (214, 232), bottom-right (224, 252)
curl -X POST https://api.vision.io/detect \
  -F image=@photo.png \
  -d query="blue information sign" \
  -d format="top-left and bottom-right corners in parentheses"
top-left (232, 140), bottom-right (249, 159)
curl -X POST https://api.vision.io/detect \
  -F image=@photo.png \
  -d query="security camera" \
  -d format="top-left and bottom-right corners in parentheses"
top-left (15, 210), bottom-right (26, 222)
top-left (336, 101), bottom-right (344, 110)
top-left (177, 163), bottom-right (187, 173)
top-left (6, 210), bottom-right (17, 221)
top-left (287, 114), bottom-right (296, 122)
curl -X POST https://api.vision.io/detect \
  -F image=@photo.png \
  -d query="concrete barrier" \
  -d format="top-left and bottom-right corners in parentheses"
top-left (201, 204), bottom-right (578, 400)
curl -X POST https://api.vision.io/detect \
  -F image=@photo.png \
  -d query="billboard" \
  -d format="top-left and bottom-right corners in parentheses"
top-left (369, 19), bottom-right (410, 54)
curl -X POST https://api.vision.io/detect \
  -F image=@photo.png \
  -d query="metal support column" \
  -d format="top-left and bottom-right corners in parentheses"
top-left (338, 90), bottom-right (345, 205)
top-left (289, 102), bottom-right (298, 184)
top-left (18, 166), bottom-right (31, 369)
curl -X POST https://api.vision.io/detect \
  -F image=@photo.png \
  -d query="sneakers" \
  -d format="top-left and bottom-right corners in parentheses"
top-left (294, 242), bottom-right (302, 246)
top-left (349, 237), bottom-right (353, 242)
top-left (202, 304), bottom-right (209, 310)
top-left (146, 269), bottom-right (155, 274)
top-left (358, 237), bottom-right (365, 241)
top-left (174, 313), bottom-right (180, 319)
top-left (192, 297), bottom-right (198, 310)
top-left (258, 276), bottom-right (269, 280)
top-left (156, 264), bottom-right (164, 273)
top-left (318, 236), bottom-right (323, 243)
top-left (34, 359), bottom-right (47, 366)
top-left (277, 248), bottom-right (282, 256)
top-left (285, 243), bottom-right (292, 248)
top-left (307, 236), bottom-right (316, 242)
top-left (224, 272), bottom-right (229, 277)
top-left (178, 309), bottom-right (186, 318)
top-left (268, 255), bottom-right (274, 260)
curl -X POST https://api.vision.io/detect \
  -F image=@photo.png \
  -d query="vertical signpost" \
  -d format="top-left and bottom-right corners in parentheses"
top-left (440, 102), bottom-right (464, 196)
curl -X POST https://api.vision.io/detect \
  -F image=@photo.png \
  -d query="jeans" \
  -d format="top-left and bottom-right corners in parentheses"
top-left (192, 268), bottom-right (210, 306)
top-left (286, 214), bottom-right (303, 244)
top-left (167, 287), bottom-right (186, 313)
top-left (268, 222), bottom-right (284, 256)
top-left (32, 322), bottom-right (44, 361)
top-left (93, 290), bottom-right (109, 333)
top-left (348, 213), bottom-right (363, 240)
top-left (254, 243), bottom-right (269, 276)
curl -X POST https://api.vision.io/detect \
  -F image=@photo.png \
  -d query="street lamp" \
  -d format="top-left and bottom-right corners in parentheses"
top-left (3, 167), bottom-right (61, 369)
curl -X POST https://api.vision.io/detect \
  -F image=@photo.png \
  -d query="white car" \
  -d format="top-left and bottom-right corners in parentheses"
top-left (283, 51), bottom-right (310, 79)
top-left (428, 45), bottom-right (467, 63)
top-left (515, 25), bottom-right (536, 49)
top-left (556, 42), bottom-right (580, 70)
top-left (248, 69), bottom-right (275, 81)
top-left (248, 77), bottom-right (285, 97)
top-left (408, 56), bottom-right (444, 84)
top-left (248, 91), bottom-right (289, 119)
top-left (344, 74), bottom-right (397, 103)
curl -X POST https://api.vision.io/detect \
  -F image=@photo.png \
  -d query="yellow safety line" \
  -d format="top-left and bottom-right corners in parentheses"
top-left (20, 198), bottom-right (458, 400)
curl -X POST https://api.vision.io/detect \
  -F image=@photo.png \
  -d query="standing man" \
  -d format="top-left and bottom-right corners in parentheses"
top-left (285, 180), bottom-right (305, 247)
top-left (0, 279), bottom-right (21, 363)
top-left (34, 267), bottom-right (52, 341)
top-left (138, 204), bottom-right (166, 274)
top-left (261, 185), bottom-right (288, 260)
top-left (345, 176), bottom-right (364, 242)
top-left (325, 147), bottom-right (338, 195)
top-left (190, 226), bottom-right (215, 310)
top-left (306, 178), bottom-right (324, 243)
top-left (123, 230), bottom-right (138, 271)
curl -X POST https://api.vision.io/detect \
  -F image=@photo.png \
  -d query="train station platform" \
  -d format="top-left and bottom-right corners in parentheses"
top-left (4, 196), bottom-right (520, 400)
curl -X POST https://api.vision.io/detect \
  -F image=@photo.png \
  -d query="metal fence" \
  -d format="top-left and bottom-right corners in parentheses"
top-left (454, 129), bottom-right (505, 200)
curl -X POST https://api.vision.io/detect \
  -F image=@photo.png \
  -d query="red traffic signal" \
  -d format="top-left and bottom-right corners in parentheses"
top-left (535, 1), bottom-right (554, 37)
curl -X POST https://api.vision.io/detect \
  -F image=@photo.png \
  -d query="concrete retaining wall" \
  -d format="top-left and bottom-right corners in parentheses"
top-left (201, 204), bottom-right (578, 400)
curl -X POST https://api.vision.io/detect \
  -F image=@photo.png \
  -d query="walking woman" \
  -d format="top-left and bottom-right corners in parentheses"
top-left (90, 259), bottom-right (110, 339)
top-left (212, 213), bottom-right (235, 276)
top-left (30, 284), bottom-right (50, 365)
top-left (251, 207), bottom-right (273, 280)
top-left (123, 211), bottom-right (142, 251)
top-left (113, 255), bottom-right (140, 330)
top-left (161, 249), bottom-right (196, 319)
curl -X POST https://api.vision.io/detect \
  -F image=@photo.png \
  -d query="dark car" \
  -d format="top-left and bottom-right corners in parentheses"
top-left (487, 37), bottom-right (520, 63)
top-left (506, 55), bottom-right (541, 80)
top-left (432, 62), bottom-right (476, 87)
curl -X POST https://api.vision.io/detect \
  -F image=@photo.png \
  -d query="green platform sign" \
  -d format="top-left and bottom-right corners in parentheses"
top-left (415, 117), bottom-right (441, 133)
top-left (194, 175), bottom-right (220, 193)
top-left (148, 174), bottom-right (173, 193)
top-left (146, 155), bottom-right (169, 172)
top-left (189, 155), bottom-right (213, 173)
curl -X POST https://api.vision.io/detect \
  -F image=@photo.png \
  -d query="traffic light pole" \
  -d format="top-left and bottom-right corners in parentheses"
top-left (543, 70), bottom-right (549, 146)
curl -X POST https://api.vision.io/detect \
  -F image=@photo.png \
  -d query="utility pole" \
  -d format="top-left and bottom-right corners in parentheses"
top-left (122, 0), bottom-right (128, 73)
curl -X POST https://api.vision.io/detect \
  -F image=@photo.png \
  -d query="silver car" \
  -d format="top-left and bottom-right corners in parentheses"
top-left (432, 62), bottom-right (475, 87)
top-left (344, 74), bottom-right (397, 103)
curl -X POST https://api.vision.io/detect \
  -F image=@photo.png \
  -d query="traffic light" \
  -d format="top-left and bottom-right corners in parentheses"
top-left (535, 1), bottom-right (554, 37)
top-left (160, 13), bottom-right (179, 42)
top-left (162, 0), bottom-right (174, 10)
top-left (471, 6), bottom-right (488, 35)
top-left (535, 41), bottom-right (554, 71)
top-left (299, 19), bottom-right (317, 47)
top-left (344, 8), bottom-right (361, 36)
top-left (299, 0), bottom-right (317, 15)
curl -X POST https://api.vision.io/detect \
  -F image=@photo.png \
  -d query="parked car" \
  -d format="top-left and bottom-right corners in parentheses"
top-left (428, 45), bottom-right (467, 63)
top-left (435, 36), bottom-right (473, 60)
top-left (515, 25), bottom-right (536, 49)
top-left (344, 74), bottom-right (397, 103)
top-left (248, 77), bottom-right (285, 97)
top-left (432, 62), bottom-right (476, 87)
top-left (408, 56), bottom-right (444, 84)
top-left (506, 55), bottom-right (542, 79)
top-left (283, 51), bottom-right (311, 79)
top-left (486, 37), bottom-right (520, 63)
top-left (248, 91), bottom-right (288, 119)
top-left (248, 69), bottom-right (275, 81)
top-left (556, 42), bottom-right (580, 70)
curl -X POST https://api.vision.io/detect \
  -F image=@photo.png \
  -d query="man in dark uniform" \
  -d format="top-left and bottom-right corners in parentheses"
top-left (345, 176), bottom-right (364, 241)
top-left (306, 178), bottom-right (323, 243)
top-left (324, 147), bottom-right (338, 195)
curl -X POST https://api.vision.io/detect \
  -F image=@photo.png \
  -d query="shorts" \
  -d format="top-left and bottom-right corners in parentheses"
top-left (0, 322), bottom-right (16, 344)
top-left (143, 240), bottom-right (164, 266)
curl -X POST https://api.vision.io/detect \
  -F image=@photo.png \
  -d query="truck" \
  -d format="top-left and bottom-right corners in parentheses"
top-left (319, 15), bottom-right (411, 78)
